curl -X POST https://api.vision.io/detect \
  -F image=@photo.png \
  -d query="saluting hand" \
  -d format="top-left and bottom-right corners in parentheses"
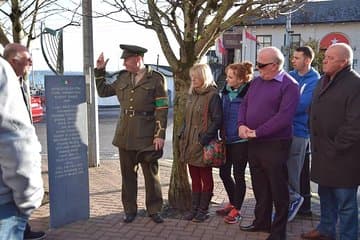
top-left (154, 137), bottom-right (165, 150)
top-left (96, 52), bottom-right (109, 70)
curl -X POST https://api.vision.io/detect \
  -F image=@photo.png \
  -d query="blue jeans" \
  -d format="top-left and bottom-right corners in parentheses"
top-left (287, 136), bottom-right (309, 202)
top-left (0, 202), bottom-right (28, 240)
top-left (317, 185), bottom-right (358, 240)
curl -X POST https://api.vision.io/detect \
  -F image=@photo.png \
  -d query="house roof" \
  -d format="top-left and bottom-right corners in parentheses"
top-left (247, 0), bottom-right (360, 26)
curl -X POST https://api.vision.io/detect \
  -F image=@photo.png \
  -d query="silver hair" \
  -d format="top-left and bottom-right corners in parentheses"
top-left (328, 43), bottom-right (353, 66)
top-left (259, 46), bottom-right (285, 70)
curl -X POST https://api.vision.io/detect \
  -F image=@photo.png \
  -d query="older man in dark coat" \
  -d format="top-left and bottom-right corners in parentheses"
top-left (301, 43), bottom-right (360, 240)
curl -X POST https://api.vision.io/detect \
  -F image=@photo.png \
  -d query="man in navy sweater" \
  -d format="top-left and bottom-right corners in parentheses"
top-left (238, 47), bottom-right (300, 240)
top-left (286, 46), bottom-right (320, 222)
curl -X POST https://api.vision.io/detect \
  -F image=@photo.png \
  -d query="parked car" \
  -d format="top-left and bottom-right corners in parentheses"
top-left (31, 96), bottom-right (44, 123)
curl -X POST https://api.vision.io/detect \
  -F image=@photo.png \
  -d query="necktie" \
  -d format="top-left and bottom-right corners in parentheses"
top-left (131, 73), bottom-right (136, 86)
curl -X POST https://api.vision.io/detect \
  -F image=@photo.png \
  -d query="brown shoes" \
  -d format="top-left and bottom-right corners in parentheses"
top-left (301, 229), bottom-right (334, 240)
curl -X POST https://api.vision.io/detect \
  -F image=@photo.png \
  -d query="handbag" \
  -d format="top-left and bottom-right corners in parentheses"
top-left (202, 94), bottom-right (226, 168)
top-left (203, 138), bottom-right (226, 167)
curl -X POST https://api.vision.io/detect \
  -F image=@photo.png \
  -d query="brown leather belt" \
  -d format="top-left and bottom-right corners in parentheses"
top-left (123, 109), bottom-right (154, 117)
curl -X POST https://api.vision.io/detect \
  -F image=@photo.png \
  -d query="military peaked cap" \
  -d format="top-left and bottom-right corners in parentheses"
top-left (120, 44), bottom-right (148, 59)
top-left (135, 145), bottom-right (163, 163)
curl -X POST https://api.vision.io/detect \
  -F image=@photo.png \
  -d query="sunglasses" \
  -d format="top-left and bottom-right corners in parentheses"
top-left (256, 62), bottom-right (274, 69)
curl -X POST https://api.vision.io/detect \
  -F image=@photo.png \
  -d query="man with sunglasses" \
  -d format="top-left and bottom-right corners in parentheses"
top-left (3, 43), bottom-right (46, 240)
top-left (238, 46), bottom-right (299, 240)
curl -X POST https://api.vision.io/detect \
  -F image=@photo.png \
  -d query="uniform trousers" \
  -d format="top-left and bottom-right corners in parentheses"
top-left (248, 139), bottom-right (291, 239)
top-left (118, 148), bottom-right (163, 216)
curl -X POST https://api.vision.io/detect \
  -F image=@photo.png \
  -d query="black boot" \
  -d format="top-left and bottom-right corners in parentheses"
top-left (183, 192), bottom-right (200, 221)
top-left (193, 192), bottom-right (212, 222)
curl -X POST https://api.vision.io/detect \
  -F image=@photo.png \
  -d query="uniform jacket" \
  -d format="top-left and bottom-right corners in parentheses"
top-left (0, 58), bottom-right (44, 217)
top-left (310, 66), bottom-right (360, 187)
top-left (180, 86), bottom-right (223, 167)
top-left (95, 66), bottom-right (168, 150)
top-left (221, 83), bottom-right (250, 144)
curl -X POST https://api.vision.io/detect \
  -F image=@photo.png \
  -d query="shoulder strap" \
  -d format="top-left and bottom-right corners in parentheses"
top-left (202, 91), bottom-right (225, 140)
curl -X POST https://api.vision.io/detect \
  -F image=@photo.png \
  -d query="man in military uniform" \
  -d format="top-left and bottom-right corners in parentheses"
top-left (95, 44), bottom-right (168, 224)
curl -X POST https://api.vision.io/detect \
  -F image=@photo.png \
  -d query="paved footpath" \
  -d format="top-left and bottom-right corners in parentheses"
top-left (30, 159), bottom-right (322, 240)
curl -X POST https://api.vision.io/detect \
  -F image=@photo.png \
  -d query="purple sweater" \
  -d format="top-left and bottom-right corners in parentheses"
top-left (238, 70), bottom-right (300, 140)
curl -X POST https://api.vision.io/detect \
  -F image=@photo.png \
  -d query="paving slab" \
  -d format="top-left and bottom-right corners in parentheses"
top-left (29, 159), bottom-right (325, 240)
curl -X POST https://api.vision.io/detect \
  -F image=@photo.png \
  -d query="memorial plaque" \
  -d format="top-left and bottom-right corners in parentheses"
top-left (45, 75), bottom-right (89, 228)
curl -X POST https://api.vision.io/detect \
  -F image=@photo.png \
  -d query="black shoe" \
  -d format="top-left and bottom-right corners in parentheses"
top-left (240, 224), bottom-right (270, 233)
top-left (24, 230), bottom-right (46, 240)
top-left (123, 213), bottom-right (136, 223)
top-left (297, 210), bottom-right (313, 217)
top-left (150, 213), bottom-right (164, 223)
top-left (192, 210), bottom-right (209, 222)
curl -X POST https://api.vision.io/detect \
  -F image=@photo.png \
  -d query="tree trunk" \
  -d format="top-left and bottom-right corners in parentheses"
top-left (168, 73), bottom-right (191, 211)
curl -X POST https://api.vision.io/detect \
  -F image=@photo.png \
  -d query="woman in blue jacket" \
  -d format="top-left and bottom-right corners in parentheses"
top-left (216, 62), bottom-right (253, 224)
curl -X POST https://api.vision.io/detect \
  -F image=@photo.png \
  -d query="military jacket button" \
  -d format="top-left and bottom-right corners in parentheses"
top-left (129, 106), bottom-right (133, 109)
top-left (130, 98), bottom-right (133, 102)
top-left (131, 90), bottom-right (134, 93)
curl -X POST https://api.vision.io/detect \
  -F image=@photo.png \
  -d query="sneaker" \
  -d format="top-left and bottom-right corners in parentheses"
top-left (288, 196), bottom-right (304, 222)
top-left (24, 230), bottom-right (46, 240)
top-left (224, 208), bottom-right (242, 224)
top-left (216, 203), bottom-right (234, 216)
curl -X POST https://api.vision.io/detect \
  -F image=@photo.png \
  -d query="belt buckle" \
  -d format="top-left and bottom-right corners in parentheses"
top-left (126, 109), bottom-right (135, 117)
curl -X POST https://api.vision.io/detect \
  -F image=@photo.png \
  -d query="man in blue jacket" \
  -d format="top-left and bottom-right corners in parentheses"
top-left (286, 46), bottom-right (320, 222)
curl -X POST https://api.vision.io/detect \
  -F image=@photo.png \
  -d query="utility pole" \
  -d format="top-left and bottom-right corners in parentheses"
top-left (83, 0), bottom-right (100, 167)
top-left (281, 4), bottom-right (305, 71)
top-left (284, 12), bottom-right (293, 72)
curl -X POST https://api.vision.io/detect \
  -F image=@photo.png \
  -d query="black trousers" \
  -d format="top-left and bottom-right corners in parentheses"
top-left (219, 141), bottom-right (248, 210)
top-left (248, 139), bottom-right (291, 239)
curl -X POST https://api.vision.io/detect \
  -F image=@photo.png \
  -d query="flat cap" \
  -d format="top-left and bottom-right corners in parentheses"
top-left (135, 145), bottom-right (163, 163)
top-left (120, 44), bottom-right (148, 59)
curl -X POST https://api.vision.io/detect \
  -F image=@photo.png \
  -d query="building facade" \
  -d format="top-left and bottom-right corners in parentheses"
top-left (217, 0), bottom-right (360, 73)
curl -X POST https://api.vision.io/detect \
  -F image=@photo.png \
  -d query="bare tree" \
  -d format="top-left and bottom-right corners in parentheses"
top-left (302, 38), bottom-right (324, 73)
top-left (97, 0), bottom-right (306, 211)
top-left (0, 0), bottom-right (80, 49)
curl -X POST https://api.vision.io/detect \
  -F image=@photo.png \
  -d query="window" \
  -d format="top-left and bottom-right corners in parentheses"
top-left (291, 34), bottom-right (301, 49)
top-left (256, 35), bottom-right (272, 60)
top-left (256, 35), bottom-right (272, 50)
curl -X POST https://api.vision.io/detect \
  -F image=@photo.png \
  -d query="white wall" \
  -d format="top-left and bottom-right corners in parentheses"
top-left (226, 22), bottom-right (360, 72)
